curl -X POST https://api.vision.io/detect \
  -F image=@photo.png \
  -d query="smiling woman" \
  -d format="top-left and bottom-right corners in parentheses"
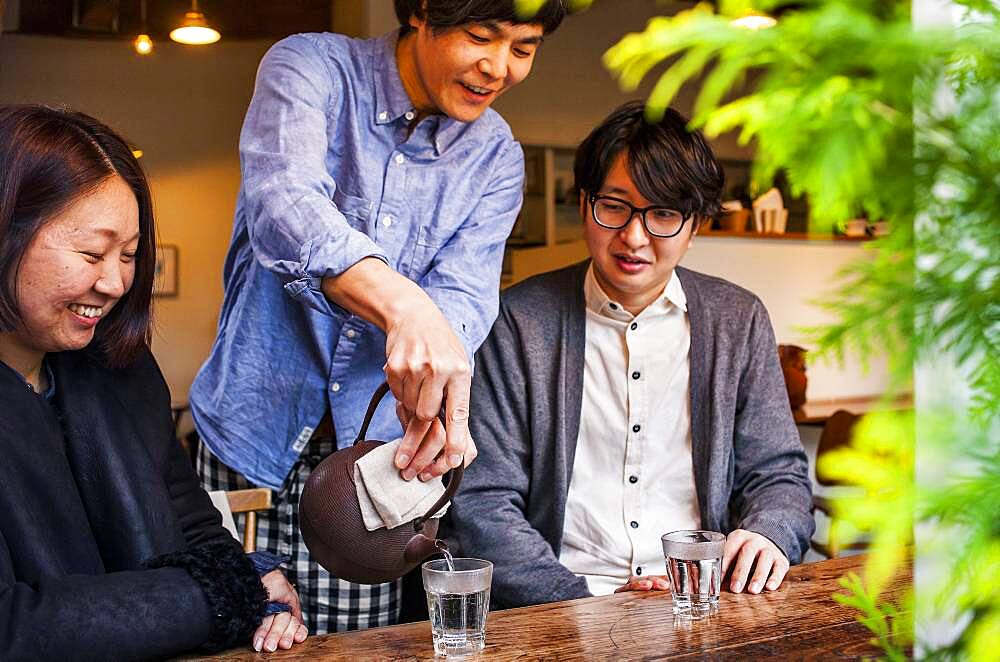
top-left (0, 105), bottom-right (308, 660)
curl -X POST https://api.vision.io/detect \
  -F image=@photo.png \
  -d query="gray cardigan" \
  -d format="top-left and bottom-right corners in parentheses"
top-left (447, 261), bottom-right (814, 608)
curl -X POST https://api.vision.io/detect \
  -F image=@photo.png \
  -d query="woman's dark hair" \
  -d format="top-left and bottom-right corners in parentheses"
top-left (0, 105), bottom-right (155, 367)
top-left (394, 0), bottom-right (567, 35)
top-left (574, 101), bottom-right (725, 227)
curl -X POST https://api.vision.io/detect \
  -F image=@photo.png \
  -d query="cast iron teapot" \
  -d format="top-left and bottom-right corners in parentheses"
top-left (299, 382), bottom-right (464, 584)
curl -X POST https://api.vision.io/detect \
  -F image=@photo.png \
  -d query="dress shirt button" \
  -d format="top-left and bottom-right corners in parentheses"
top-left (394, 153), bottom-right (405, 165)
top-left (609, 303), bottom-right (618, 310)
top-left (628, 475), bottom-right (638, 484)
top-left (632, 371), bottom-right (640, 380)
top-left (345, 329), bottom-right (356, 339)
top-left (331, 382), bottom-right (341, 393)
top-left (635, 567), bottom-right (642, 575)
top-left (404, 110), bottom-right (415, 121)
top-left (630, 322), bottom-right (638, 331)
top-left (632, 424), bottom-right (641, 433)
top-left (382, 215), bottom-right (393, 227)
top-left (630, 521), bottom-right (639, 529)
top-left (378, 111), bottom-right (388, 121)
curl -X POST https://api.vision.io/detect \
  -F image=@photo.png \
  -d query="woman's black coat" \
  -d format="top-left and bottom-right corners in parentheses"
top-left (0, 347), bottom-right (261, 661)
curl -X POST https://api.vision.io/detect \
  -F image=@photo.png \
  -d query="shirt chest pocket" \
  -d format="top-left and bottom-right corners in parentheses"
top-left (332, 189), bottom-right (372, 234)
top-left (405, 224), bottom-right (455, 280)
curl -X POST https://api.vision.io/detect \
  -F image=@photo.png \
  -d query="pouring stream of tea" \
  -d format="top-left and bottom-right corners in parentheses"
top-left (435, 539), bottom-right (456, 571)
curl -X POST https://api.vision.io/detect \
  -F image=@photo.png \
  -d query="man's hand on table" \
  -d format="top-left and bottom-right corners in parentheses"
top-left (615, 575), bottom-right (671, 593)
top-left (721, 529), bottom-right (790, 594)
top-left (253, 570), bottom-right (308, 652)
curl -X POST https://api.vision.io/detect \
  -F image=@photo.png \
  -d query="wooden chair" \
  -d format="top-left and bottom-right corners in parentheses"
top-left (810, 410), bottom-right (870, 558)
top-left (224, 488), bottom-right (272, 553)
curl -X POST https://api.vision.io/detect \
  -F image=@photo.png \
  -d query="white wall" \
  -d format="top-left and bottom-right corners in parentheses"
top-left (685, 236), bottom-right (890, 400)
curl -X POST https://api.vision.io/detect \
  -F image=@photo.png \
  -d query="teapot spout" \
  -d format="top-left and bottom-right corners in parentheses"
top-left (404, 534), bottom-right (443, 564)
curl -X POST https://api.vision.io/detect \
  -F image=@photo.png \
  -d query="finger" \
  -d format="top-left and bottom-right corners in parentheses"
top-left (288, 587), bottom-right (303, 620)
top-left (395, 401), bottom-right (413, 428)
top-left (443, 370), bottom-right (472, 468)
top-left (730, 541), bottom-right (763, 593)
top-left (747, 550), bottom-right (775, 594)
top-left (401, 370), bottom-right (426, 415)
top-left (766, 555), bottom-right (790, 591)
top-left (264, 612), bottom-right (292, 652)
top-left (721, 530), bottom-right (747, 579)
top-left (463, 435), bottom-right (478, 466)
top-left (279, 616), bottom-right (302, 650)
top-left (384, 361), bottom-right (406, 405)
top-left (408, 419), bottom-right (447, 479)
top-left (397, 417), bottom-right (433, 475)
top-left (294, 623), bottom-right (309, 643)
top-left (414, 371), bottom-right (449, 422)
top-left (253, 615), bottom-right (274, 652)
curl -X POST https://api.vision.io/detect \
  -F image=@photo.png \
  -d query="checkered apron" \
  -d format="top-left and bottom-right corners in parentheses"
top-left (197, 438), bottom-right (401, 634)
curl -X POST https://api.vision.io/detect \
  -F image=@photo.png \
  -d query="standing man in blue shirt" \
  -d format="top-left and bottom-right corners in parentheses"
top-left (190, 0), bottom-right (568, 636)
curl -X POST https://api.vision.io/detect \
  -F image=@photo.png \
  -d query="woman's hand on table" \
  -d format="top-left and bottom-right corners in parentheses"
top-left (721, 529), bottom-right (790, 594)
top-left (253, 570), bottom-right (308, 652)
top-left (615, 575), bottom-right (670, 593)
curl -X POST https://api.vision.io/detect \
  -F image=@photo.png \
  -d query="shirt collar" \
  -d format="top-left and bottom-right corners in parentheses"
top-left (372, 29), bottom-right (468, 156)
top-left (584, 264), bottom-right (687, 320)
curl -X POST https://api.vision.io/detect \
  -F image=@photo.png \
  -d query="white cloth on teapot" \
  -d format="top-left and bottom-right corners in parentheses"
top-left (354, 438), bottom-right (450, 531)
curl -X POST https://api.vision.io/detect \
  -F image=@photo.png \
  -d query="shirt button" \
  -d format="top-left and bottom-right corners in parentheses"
top-left (378, 111), bottom-right (388, 121)
top-left (628, 475), bottom-right (638, 484)
top-left (636, 567), bottom-right (642, 575)
top-left (632, 424), bottom-right (641, 433)
top-left (394, 154), bottom-right (405, 165)
top-left (382, 215), bottom-right (393, 227)
top-left (404, 110), bottom-right (415, 121)
top-left (609, 303), bottom-right (618, 310)
top-left (630, 521), bottom-right (639, 529)
top-left (345, 329), bottom-right (356, 339)
top-left (630, 322), bottom-right (638, 331)
top-left (331, 382), bottom-right (341, 392)
top-left (632, 371), bottom-right (640, 380)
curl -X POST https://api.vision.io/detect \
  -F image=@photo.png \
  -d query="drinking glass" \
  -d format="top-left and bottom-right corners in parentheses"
top-left (661, 530), bottom-right (726, 618)
top-left (422, 558), bottom-right (492, 656)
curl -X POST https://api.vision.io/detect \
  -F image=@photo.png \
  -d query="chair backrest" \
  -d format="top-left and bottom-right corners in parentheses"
top-left (223, 488), bottom-right (272, 553)
top-left (815, 409), bottom-right (861, 486)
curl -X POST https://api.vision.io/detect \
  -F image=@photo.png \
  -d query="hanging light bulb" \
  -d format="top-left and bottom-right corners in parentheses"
top-left (170, 0), bottom-right (221, 45)
top-left (133, 0), bottom-right (153, 55)
top-left (134, 33), bottom-right (154, 55)
top-left (731, 11), bottom-right (777, 30)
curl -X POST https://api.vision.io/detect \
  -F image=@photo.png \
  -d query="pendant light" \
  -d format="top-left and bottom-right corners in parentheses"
top-left (133, 0), bottom-right (153, 55)
top-left (170, 0), bottom-right (221, 45)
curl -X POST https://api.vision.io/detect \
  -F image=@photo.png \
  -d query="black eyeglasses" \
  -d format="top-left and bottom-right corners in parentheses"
top-left (587, 192), bottom-right (690, 238)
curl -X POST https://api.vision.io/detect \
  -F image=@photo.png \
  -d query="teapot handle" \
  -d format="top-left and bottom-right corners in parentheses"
top-left (354, 382), bottom-right (466, 532)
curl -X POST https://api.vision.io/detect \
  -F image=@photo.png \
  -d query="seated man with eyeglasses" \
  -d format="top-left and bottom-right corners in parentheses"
top-left (445, 101), bottom-right (814, 607)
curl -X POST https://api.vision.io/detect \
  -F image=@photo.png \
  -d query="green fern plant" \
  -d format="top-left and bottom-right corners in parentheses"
top-left (517, 0), bottom-right (1000, 657)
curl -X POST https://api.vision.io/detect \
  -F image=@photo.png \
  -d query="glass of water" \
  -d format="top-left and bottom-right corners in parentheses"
top-left (422, 558), bottom-right (492, 657)
top-left (661, 530), bottom-right (726, 618)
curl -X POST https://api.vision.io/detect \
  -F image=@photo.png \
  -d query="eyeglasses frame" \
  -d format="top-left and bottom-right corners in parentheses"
top-left (586, 191), bottom-right (691, 239)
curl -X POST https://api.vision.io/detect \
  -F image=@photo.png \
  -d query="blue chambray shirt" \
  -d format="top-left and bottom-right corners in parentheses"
top-left (190, 30), bottom-right (524, 490)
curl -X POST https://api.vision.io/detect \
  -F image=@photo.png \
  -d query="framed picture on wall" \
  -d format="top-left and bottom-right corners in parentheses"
top-left (154, 244), bottom-right (179, 297)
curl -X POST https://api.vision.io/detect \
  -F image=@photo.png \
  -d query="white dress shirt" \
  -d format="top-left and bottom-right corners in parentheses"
top-left (558, 266), bottom-right (701, 595)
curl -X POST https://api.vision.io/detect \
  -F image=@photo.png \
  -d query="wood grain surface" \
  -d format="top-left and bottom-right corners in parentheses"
top-left (189, 554), bottom-right (910, 661)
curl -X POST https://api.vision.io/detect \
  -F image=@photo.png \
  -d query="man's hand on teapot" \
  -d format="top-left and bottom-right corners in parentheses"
top-left (383, 298), bottom-right (474, 480)
top-left (395, 403), bottom-right (478, 481)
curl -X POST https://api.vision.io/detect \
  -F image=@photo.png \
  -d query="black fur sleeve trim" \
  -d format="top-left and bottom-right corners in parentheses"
top-left (145, 542), bottom-right (268, 651)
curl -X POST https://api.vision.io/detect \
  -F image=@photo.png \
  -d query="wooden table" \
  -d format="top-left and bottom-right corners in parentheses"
top-left (196, 554), bottom-right (909, 660)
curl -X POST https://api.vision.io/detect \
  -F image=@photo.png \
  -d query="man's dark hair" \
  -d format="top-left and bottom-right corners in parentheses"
top-left (0, 105), bottom-right (156, 368)
top-left (574, 101), bottom-right (725, 226)
top-left (394, 0), bottom-right (567, 35)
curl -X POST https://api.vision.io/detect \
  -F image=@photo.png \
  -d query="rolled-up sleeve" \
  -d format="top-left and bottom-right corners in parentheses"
top-left (239, 35), bottom-right (388, 313)
top-left (419, 140), bottom-right (524, 363)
